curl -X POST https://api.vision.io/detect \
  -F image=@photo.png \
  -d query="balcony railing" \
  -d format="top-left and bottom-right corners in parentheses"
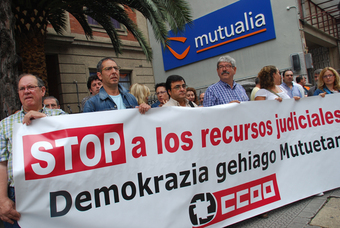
top-left (300, 0), bottom-right (339, 39)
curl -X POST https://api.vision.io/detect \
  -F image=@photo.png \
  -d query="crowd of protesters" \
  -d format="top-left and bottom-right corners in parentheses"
top-left (0, 55), bottom-right (339, 227)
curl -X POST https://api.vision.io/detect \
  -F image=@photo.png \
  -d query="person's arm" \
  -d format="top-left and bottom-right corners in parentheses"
top-left (0, 161), bottom-right (20, 224)
top-left (203, 89), bottom-right (214, 107)
top-left (254, 96), bottom-right (266, 101)
top-left (313, 89), bottom-right (325, 97)
top-left (136, 103), bottom-right (151, 114)
top-left (83, 99), bottom-right (95, 113)
top-left (22, 111), bottom-right (47, 125)
top-left (228, 100), bottom-right (241, 103)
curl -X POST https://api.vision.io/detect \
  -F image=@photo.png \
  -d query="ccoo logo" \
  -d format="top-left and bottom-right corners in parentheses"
top-left (189, 192), bottom-right (217, 226)
top-left (188, 174), bottom-right (281, 227)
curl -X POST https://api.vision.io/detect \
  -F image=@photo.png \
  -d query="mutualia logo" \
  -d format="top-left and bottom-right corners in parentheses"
top-left (162, 0), bottom-right (276, 71)
top-left (166, 37), bottom-right (190, 60)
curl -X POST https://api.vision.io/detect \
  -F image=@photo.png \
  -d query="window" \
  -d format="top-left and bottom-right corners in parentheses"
top-left (87, 16), bottom-right (121, 29)
top-left (119, 71), bottom-right (131, 91)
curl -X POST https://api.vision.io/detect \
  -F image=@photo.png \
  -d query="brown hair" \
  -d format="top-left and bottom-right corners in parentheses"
top-left (258, 65), bottom-right (277, 89)
top-left (186, 87), bottom-right (198, 105)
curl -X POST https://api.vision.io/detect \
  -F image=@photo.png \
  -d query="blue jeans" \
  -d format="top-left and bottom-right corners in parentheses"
top-left (3, 187), bottom-right (20, 228)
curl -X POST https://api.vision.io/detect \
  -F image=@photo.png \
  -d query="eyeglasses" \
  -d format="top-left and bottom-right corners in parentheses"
top-left (323, 74), bottom-right (334, 79)
top-left (218, 64), bottom-right (233, 69)
top-left (156, 91), bottom-right (167, 95)
top-left (18, 85), bottom-right (40, 92)
top-left (172, 84), bottom-right (187, 90)
top-left (102, 66), bottom-right (121, 72)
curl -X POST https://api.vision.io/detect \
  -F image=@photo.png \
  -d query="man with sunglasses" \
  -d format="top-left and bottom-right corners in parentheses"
top-left (0, 74), bottom-right (66, 227)
top-left (203, 55), bottom-right (249, 107)
top-left (83, 57), bottom-right (150, 114)
top-left (163, 75), bottom-right (197, 107)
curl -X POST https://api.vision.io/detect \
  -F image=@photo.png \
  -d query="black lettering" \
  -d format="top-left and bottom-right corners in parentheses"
top-left (216, 162), bottom-right (226, 183)
top-left (138, 172), bottom-right (153, 196)
top-left (180, 170), bottom-right (191, 187)
top-left (298, 140), bottom-right (305, 155)
top-left (198, 166), bottom-right (209, 183)
top-left (280, 143), bottom-right (290, 159)
top-left (165, 173), bottom-right (178, 190)
top-left (261, 152), bottom-right (269, 170)
top-left (327, 137), bottom-right (335, 149)
top-left (122, 181), bottom-right (136, 200)
top-left (50, 190), bottom-right (72, 217)
top-left (320, 136), bottom-right (327, 150)
top-left (95, 185), bottom-right (120, 207)
top-left (154, 175), bottom-right (164, 193)
top-left (75, 191), bottom-right (92, 211)
top-left (238, 153), bottom-right (247, 172)
top-left (313, 140), bottom-right (321, 152)
top-left (228, 160), bottom-right (237, 175)
top-left (253, 154), bottom-right (260, 168)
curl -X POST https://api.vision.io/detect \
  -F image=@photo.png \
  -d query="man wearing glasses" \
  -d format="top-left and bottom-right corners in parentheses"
top-left (151, 83), bottom-right (169, 108)
top-left (163, 75), bottom-right (197, 107)
top-left (0, 73), bottom-right (66, 227)
top-left (203, 55), bottom-right (249, 107)
top-left (83, 57), bottom-right (150, 114)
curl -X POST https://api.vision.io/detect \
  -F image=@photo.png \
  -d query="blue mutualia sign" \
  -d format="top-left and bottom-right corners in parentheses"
top-left (162, 0), bottom-right (276, 71)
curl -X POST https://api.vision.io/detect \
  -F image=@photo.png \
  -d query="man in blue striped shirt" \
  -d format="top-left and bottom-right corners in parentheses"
top-left (203, 55), bottom-right (249, 107)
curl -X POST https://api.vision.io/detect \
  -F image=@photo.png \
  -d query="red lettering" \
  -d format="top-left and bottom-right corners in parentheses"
top-left (210, 128), bottom-right (221, 146)
top-left (334, 110), bottom-right (340, 123)
top-left (181, 131), bottom-right (193, 151)
top-left (201, 129), bottom-right (209, 148)
top-left (164, 133), bottom-right (179, 153)
top-left (325, 111), bottom-right (334, 124)
top-left (23, 124), bottom-right (126, 180)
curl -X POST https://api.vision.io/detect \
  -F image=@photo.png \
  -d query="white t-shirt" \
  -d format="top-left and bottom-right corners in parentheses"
top-left (255, 89), bottom-right (290, 100)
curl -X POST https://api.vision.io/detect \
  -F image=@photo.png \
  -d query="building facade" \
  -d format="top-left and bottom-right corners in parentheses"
top-left (148, 0), bottom-right (340, 95)
top-left (45, 10), bottom-right (155, 113)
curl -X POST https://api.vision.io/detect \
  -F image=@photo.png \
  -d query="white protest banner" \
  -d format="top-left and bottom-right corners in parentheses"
top-left (13, 94), bottom-right (340, 228)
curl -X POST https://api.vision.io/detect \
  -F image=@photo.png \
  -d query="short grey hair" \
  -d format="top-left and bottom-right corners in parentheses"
top-left (314, 69), bottom-right (322, 75)
top-left (17, 73), bottom-right (45, 88)
top-left (43, 96), bottom-right (59, 106)
top-left (217, 55), bottom-right (236, 68)
top-left (97, 57), bottom-right (116, 72)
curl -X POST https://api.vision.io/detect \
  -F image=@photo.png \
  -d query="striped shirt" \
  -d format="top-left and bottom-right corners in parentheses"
top-left (0, 108), bottom-right (66, 186)
top-left (203, 80), bottom-right (249, 107)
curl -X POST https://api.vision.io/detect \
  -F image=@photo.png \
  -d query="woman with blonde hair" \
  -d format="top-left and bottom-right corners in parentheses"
top-left (313, 67), bottom-right (340, 97)
top-left (130, 83), bottom-right (150, 105)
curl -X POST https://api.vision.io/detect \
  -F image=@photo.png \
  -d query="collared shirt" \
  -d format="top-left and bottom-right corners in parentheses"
top-left (163, 97), bottom-right (197, 107)
top-left (203, 80), bottom-right (249, 107)
top-left (0, 107), bottom-right (66, 187)
top-left (280, 82), bottom-right (302, 98)
top-left (83, 84), bottom-right (138, 112)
